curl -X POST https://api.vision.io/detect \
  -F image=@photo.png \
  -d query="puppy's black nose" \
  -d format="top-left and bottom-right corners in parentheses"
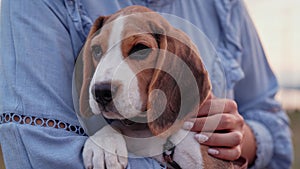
top-left (92, 83), bottom-right (117, 106)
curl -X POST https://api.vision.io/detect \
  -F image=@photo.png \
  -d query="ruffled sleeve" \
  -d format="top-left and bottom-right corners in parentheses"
top-left (213, 0), bottom-right (245, 90)
top-left (64, 0), bottom-right (93, 55)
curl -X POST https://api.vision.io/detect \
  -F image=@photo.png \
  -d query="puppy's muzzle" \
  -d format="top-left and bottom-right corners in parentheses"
top-left (92, 82), bottom-right (118, 106)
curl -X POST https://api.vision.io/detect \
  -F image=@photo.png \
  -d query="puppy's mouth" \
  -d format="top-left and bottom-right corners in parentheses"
top-left (101, 107), bottom-right (148, 126)
top-left (122, 114), bottom-right (148, 125)
top-left (122, 119), bottom-right (136, 126)
top-left (101, 108), bottom-right (123, 119)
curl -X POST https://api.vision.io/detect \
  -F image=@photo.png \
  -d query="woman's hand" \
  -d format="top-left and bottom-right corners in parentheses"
top-left (183, 93), bottom-right (256, 164)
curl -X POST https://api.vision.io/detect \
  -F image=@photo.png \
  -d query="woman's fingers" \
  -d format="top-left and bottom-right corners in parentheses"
top-left (184, 96), bottom-right (246, 162)
top-left (183, 113), bottom-right (244, 132)
top-left (197, 99), bottom-right (238, 117)
top-left (207, 146), bottom-right (242, 161)
top-left (194, 131), bottom-right (243, 147)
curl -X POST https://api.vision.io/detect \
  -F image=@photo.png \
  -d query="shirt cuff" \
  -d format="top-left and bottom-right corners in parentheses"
top-left (246, 120), bottom-right (274, 169)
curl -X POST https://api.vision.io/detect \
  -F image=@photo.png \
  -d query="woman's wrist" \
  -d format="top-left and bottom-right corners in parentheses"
top-left (241, 123), bottom-right (257, 165)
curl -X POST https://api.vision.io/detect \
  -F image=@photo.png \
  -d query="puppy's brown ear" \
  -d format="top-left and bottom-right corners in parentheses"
top-left (147, 28), bottom-right (211, 136)
top-left (76, 16), bottom-right (109, 118)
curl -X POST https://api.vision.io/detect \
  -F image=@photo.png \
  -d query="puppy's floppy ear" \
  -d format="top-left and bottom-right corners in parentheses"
top-left (76, 16), bottom-right (109, 118)
top-left (147, 28), bottom-right (211, 136)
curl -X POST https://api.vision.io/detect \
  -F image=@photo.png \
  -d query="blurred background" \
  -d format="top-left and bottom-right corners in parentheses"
top-left (0, 0), bottom-right (299, 169)
top-left (245, 0), bottom-right (300, 110)
top-left (245, 1), bottom-right (300, 168)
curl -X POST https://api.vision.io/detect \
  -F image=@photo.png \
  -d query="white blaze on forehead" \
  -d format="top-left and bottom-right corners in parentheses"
top-left (89, 15), bottom-right (142, 118)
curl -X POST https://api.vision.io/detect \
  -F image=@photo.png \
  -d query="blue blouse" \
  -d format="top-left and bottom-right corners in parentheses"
top-left (0, 0), bottom-right (292, 169)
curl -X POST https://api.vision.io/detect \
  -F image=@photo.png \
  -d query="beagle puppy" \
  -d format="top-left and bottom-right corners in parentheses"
top-left (75, 5), bottom-right (242, 169)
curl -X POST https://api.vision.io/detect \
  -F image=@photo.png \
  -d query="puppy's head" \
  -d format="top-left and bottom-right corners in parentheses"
top-left (78, 6), bottom-right (211, 136)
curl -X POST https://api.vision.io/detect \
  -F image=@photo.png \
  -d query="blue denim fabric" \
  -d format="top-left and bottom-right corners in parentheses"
top-left (0, 0), bottom-right (293, 169)
top-left (0, 0), bottom-right (87, 168)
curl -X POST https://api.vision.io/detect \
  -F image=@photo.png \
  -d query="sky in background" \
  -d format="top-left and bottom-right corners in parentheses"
top-left (245, 0), bottom-right (300, 89)
top-left (245, 0), bottom-right (300, 109)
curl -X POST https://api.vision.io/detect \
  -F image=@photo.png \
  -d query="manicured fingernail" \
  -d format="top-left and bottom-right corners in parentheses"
top-left (208, 148), bottom-right (219, 155)
top-left (182, 121), bottom-right (194, 130)
top-left (195, 134), bottom-right (209, 143)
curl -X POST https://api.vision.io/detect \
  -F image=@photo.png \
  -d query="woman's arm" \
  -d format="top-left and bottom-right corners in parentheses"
top-left (234, 1), bottom-right (293, 168)
top-left (184, 1), bottom-right (293, 168)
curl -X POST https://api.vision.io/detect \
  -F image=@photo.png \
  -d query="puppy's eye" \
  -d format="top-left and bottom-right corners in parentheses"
top-left (128, 43), bottom-right (152, 60)
top-left (91, 45), bottom-right (102, 60)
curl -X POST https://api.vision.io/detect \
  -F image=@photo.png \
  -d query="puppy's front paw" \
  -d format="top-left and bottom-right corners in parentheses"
top-left (82, 126), bottom-right (128, 169)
